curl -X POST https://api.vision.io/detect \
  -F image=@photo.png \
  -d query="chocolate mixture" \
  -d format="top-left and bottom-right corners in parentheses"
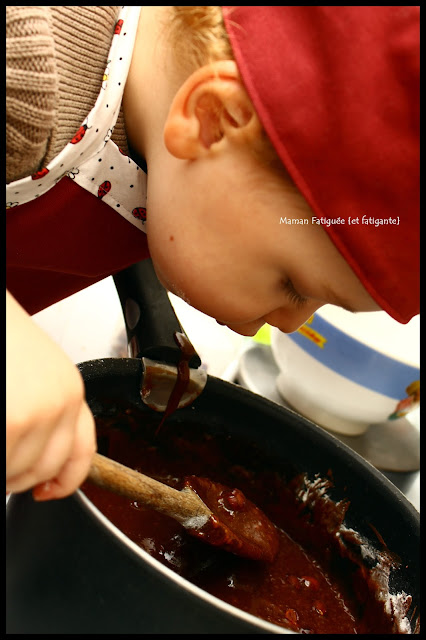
top-left (184, 475), bottom-right (280, 563)
top-left (82, 409), bottom-right (417, 634)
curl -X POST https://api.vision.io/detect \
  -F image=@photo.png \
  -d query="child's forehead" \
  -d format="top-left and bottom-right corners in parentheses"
top-left (221, 6), bottom-right (419, 324)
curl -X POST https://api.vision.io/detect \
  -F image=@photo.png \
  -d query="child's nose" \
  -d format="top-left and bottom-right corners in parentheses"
top-left (264, 303), bottom-right (323, 335)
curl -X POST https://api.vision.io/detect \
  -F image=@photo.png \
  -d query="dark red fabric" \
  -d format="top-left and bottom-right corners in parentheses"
top-left (6, 176), bottom-right (150, 315)
top-left (222, 6), bottom-right (419, 323)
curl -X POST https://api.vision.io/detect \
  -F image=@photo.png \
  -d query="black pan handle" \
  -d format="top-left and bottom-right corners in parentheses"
top-left (113, 259), bottom-right (201, 369)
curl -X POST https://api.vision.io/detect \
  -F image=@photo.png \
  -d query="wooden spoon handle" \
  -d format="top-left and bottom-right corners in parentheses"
top-left (88, 453), bottom-right (212, 526)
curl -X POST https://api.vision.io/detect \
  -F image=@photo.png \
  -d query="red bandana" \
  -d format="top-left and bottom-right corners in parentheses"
top-left (222, 6), bottom-right (419, 323)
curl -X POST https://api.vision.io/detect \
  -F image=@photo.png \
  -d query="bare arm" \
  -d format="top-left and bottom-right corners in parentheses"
top-left (6, 290), bottom-right (97, 500)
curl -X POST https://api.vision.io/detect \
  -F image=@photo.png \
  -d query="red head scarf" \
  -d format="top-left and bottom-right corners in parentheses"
top-left (222, 6), bottom-right (419, 323)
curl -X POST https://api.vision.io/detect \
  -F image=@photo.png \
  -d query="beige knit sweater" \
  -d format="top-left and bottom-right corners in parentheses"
top-left (6, 6), bottom-right (129, 184)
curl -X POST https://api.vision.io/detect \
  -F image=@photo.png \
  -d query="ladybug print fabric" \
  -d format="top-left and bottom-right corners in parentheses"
top-left (6, 6), bottom-right (147, 233)
top-left (98, 181), bottom-right (112, 199)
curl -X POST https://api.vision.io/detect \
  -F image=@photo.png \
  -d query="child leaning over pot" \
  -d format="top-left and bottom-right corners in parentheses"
top-left (6, 7), bottom-right (419, 500)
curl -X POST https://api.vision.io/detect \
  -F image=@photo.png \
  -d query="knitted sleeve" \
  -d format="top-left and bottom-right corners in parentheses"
top-left (6, 6), bottom-right (125, 185)
top-left (46, 6), bottom-right (123, 161)
top-left (6, 5), bottom-right (58, 183)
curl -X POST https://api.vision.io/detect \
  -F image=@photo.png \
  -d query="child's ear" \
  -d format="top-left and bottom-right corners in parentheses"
top-left (164, 60), bottom-right (261, 159)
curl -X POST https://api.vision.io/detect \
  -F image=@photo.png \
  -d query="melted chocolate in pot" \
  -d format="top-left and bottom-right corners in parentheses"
top-left (184, 475), bottom-right (279, 563)
top-left (155, 332), bottom-right (194, 434)
top-left (82, 410), bottom-right (416, 634)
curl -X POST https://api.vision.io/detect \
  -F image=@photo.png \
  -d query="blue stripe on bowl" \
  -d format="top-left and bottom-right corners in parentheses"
top-left (286, 314), bottom-right (419, 398)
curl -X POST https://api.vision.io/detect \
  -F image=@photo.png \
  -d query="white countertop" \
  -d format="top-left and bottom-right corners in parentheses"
top-left (33, 276), bottom-right (247, 377)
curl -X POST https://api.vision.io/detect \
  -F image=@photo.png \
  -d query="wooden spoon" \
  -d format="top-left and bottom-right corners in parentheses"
top-left (88, 453), bottom-right (279, 563)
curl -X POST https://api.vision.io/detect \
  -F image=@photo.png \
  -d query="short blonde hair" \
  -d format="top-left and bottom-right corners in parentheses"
top-left (166, 6), bottom-right (233, 71)
top-left (166, 7), bottom-right (293, 183)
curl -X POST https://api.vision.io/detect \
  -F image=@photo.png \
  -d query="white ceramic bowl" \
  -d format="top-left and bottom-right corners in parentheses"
top-left (271, 307), bottom-right (420, 436)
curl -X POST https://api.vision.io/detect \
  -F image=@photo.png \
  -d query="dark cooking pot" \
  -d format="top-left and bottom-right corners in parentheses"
top-left (6, 261), bottom-right (420, 634)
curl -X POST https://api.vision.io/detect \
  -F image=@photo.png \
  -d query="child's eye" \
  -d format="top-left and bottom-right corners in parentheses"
top-left (284, 279), bottom-right (308, 307)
